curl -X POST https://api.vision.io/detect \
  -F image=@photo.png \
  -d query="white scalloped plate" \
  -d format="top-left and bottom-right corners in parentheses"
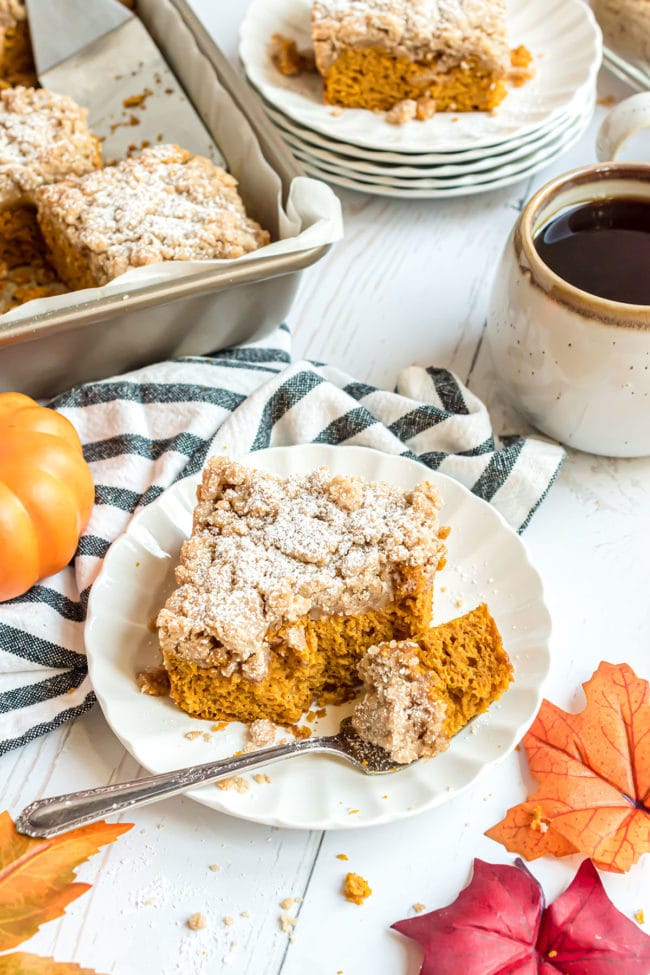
top-left (239, 0), bottom-right (601, 153)
top-left (265, 90), bottom-right (594, 176)
top-left (260, 87), bottom-right (590, 163)
top-left (287, 98), bottom-right (594, 187)
top-left (85, 445), bottom-right (551, 830)
top-left (295, 102), bottom-right (592, 198)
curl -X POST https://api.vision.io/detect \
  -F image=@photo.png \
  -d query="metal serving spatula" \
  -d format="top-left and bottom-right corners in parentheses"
top-left (15, 719), bottom-right (403, 838)
top-left (25, 0), bottom-right (222, 164)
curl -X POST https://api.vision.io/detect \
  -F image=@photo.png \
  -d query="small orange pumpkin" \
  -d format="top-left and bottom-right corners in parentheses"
top-left (0, 392), bottom-right (94, 602)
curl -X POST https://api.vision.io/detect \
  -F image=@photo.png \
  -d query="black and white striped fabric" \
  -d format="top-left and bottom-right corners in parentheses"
top-left (0, 325), bottom-right (564, 755)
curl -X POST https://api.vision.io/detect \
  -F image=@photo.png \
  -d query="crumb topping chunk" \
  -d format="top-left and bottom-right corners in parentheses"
top-left (312, 0), bottom-right (509, 73)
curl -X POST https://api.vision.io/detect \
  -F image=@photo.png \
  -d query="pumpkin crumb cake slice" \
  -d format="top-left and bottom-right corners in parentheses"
top-left (34, 144), bottom-right (270, 291)
top-left (157, 457), bottom-right (448, 725)
top-left (351, 604), bottom-right (513, 763)
top-left (311, 0), bottom-right (510, 113)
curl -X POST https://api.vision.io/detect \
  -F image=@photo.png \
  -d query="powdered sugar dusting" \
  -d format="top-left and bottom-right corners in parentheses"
top-left (312, 0), bottom-right (509, 73)
top-left (0, 87), bottom-right (101, 206)
top-left (157, 457), bottom-right (445, 682)
top-left (34, 144), bottom-right (269, 286)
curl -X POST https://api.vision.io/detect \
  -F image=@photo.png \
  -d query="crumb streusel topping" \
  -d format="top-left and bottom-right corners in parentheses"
top-left (157, 458), bottom-right (445, 682)
top-left (0, 87), bottom-right (101, 207)
top-left (34, 144), bottom-right (270, 285)
top-left (351, 640), bottom-right (449, 763)
top-left (312, 0), bottom-right (509, 74)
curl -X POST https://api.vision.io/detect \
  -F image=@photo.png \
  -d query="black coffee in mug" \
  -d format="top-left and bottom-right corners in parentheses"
top-left (533, 197), bottom-right (650, 305)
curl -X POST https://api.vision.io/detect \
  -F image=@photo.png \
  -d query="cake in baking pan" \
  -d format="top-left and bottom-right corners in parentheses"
top-left (35, 144), bottom-right (270, 290)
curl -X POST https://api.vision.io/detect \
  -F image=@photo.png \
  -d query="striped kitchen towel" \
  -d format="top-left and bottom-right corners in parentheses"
top-left (0, 324), bottom-right (564, 755)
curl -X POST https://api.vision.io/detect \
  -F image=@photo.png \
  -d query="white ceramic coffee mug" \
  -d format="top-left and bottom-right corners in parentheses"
top-left (486, 95), bottom-right (650, 457)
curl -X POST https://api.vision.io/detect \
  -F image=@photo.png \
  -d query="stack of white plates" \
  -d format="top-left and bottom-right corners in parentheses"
top-left (240, 0), bottom-right (603, 199)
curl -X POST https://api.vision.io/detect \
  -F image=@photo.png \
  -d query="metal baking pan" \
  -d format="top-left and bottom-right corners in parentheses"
top-left (0, 0), bottom-right (332, 398)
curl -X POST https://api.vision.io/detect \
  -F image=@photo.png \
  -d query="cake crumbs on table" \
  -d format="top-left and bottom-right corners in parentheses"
top-left (252, 773), bottom-right (272, 785)
top-left (186, 912), bottom-right (208, 931)
top-left (184, 730), bottom-right (202, 741)
top-left (634, 909), bottom-right (645, 924)
top-left (211, 721), bottom-right (229, 732)
top-left (336, 853), bottom-right (348, 861)
top-left (223, 916), bottom-right (235, 926)
top-left (216, 776), bottom-right (250, 793)
top-left (413, 902), bottom-right (426, 913)
top-left (279, 913), bottom-right (297, 936)
top-left (208, 864), bottom-right (220, 872)
top-left (343, 873), bottom-right (372, 905)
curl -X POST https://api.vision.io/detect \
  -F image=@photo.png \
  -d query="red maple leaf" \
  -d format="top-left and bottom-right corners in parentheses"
top-left (391, 858), bottom-right (650, 975)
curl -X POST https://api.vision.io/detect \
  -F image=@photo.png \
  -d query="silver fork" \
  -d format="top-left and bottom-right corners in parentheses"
top-left (15, 719), bottom-right (402, 838)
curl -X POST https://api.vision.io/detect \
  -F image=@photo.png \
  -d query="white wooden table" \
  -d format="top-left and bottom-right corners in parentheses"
top-left (2, 4), bottom-right (649, 973)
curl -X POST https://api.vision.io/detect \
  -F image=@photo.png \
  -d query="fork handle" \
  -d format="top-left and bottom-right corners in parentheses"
top-left (15, 736), bottom-right (323, 838)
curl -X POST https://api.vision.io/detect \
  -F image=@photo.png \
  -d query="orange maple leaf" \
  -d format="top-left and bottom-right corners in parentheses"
top-left (486, 661), bottom-right (650, 873)
top-left (0, 953), bottom-right (100, 974)
top-left (0, 812), bottom-right (131, 951)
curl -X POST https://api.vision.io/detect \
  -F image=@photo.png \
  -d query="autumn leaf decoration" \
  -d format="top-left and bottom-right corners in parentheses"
top-left (486, 661), bottom-right (650, 873)
top-left (0, 811), bottom-right (130, 974)
top-left (392, 857), bottom-right (650, 975)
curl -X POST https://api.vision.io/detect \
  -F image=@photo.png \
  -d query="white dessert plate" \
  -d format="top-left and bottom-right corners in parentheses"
top-left (255, 69), bottom-right (596, 163)
top-left (239, 0), bottom-right (601, 153)
top-left (263, 94), bottom-right (590, 173)
top-left (85, 444), bottom-right (551, 830)
top-left (295, 102), bottom-right (592, 198)
top-left (283, 99), bottom-right (594, 183)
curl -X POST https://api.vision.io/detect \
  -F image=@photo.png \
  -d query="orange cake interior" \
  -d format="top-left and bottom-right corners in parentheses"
top-left (157, 457), bottom-right (448, 726)
top-left (311, 0), bottom-right (511, 114)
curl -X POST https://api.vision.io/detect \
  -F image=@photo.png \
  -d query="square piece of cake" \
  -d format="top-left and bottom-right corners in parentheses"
top-left (351, 603), bottom-right (513, 762)
top-left (0, 87), bottom-right (102, 210)
top-left (311, 0), bottom-right (510, 113)
top-left (157, 457), bottom-right (448, 725)
top-left (35, 144), bottom-right (271, 291)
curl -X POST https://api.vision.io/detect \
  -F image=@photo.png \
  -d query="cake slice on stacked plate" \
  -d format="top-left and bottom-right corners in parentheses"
top-left (239, 0), bottom-right (602, 198)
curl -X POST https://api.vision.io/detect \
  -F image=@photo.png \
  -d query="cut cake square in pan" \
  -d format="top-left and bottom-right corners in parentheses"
top-left (157, 457), bottom-right (449, 725)
top-left (34, 144), bottom-right (271, 291)
top-left (311, 0), bottom-right (510, 113)
top-left (0, 86), bottom-right (102, 210)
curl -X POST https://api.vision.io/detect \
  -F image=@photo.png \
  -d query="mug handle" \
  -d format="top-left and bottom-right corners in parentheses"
top-left (596, 91), bottom-right (650, 161)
